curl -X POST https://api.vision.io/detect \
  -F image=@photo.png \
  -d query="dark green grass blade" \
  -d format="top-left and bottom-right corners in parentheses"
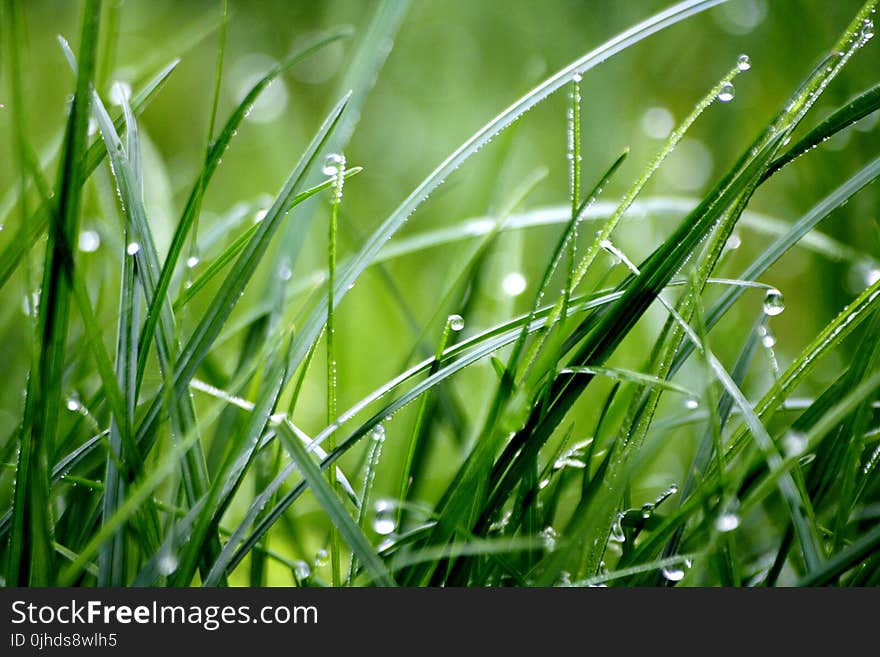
top-left (762, 83), bottom-right (880, 183)
top-left (6, 0), bottom-right (101, 586)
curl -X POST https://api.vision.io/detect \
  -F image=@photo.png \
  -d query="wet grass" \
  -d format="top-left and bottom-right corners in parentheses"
top-left (1, 0), bottom-right (879, 587)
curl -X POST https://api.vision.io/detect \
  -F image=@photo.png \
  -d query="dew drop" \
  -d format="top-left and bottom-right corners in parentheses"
top-left (725, 233), bottom-right (741, 251)
top-left (861, 18), bottom-right (874, 42)
top-left (66, 398), bottom-right (81, 412)
top-left (715, 512), bottom-right (741, 533)
top-left (186, 255), bottom-right (200, 269)
top-left (661, 566), bottom-right (686, 582)
top-left (737, 54), bottom-right (752, 71)
top-left (448, 314), bottom-right (465, 332)
top-left (556, 571), bottom-right (572, 586)
top-left (501, 272), bottom-right (527, 297)
top-left (78, 230), bottom-right (101, 253)
top-left (572, 72), bottom-right (582, 83)
top-left (685, 398), bottom-right (699, 410)
top-left (540, 526), bottom-right (558, 552)
top-left (126, 242), bottom-right (141, 256)
top-left (292, 560), bottom-right (311, 582)
top-left (314, 548), bottom-right (329, 568)
top-left (322, 153), bottom-right (344, 177)
top-left (370, 424), bottom-right (386, 443)
top-left (641, 503), bottom-right (655, 519)
top-left (158, 552), bottom-right (179, 576)
top-left (109, 81), bottom-right (132, 106)
top-left (609, 513), bottom-right (626, 543)
top-left (763, 288), bottom-right (785, 316)
top-left (717, 82), bottom-right (736, 102)
top-left (759, 325), bottom-right (776, 348)
top-left (372, 499), bottom-right (397, 536)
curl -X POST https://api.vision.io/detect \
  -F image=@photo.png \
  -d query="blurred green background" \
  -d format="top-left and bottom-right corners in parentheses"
top-left (1, 0), bottom-right (877, 583)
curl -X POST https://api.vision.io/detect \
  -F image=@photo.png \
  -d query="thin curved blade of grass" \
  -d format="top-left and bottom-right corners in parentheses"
top-left (0, 59), bottom-right (179, 291)
top-left (98, 219), bottom-right (142, 586)
top-left (6, 0), bottom-right (101, 586)
top-left (274, 421), bottom-right (395, 586)
top-left (378, 197), bottom-right (866, 267)
top-left (135, 31), bottom-right (350, 390)
top-left (573, 553), bottom-right (699, 587)
top-left (762, 82), bottom-right (880, 183)
top-left (561, 366), bottom-right (694, 396)
top-left (280, 0), bottom-right (729, 395)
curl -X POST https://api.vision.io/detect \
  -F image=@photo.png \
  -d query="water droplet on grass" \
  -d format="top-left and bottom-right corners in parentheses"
top-left (110, 81), bottom-right (132, 106)
top-left (158, 552), bottom-right (179, 576)
top-left (292, 560), bottom-right (311, 582)
top-left (66, 398), bottom-right (81, 412)
top-left (448, 314), bottom-right (465, 331)
top-left (314, 548), bottom-right (329, 568)
top-left (661, 566), bottom-right (686, 582)
top-left (715, 512), bottom-right (741, 533)
top-left (717, 82), bottom-right (736, 102)
top-left (370, 424), bottom-right (386, 443)
top-left (322, 153), bottom-right (344, 177)
top-left (186, 255), bottom-right (200, 268)
top-left (685, 398), bottom-right (699, 410)
top-left (126, 242), bottom-right (141, 256)
top-left (737, 54), bottom-right (751, 71)
top-left (540, 526), bottom-right (558, 552)
top-left (610, 513), bottom-right (626, 543)
top-left (372, 499), bottom-right (396, 536)
top-left (763, 288), bottom-right (785, 316)
top-left (760, 325), bottom-right (776, 348)
top-left (641, 503), bottom-right (655, 519)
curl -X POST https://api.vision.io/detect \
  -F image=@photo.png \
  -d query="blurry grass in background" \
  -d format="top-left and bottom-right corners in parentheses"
top-left (0, 0), bottom-right (879, 586)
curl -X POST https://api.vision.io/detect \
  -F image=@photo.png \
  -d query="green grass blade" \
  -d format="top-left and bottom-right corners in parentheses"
top-left (6, 0), bottom-right (101, 586)
top-left (274, 421), bottom-right (396, 586)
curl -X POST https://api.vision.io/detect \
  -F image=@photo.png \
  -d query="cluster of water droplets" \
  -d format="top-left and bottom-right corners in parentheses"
top-left (540, 526), bottom-right (558, 553)
top-left (566, 73), bottom-right (582, 200)
top-left (323, 152), bottom-right (346, 203)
